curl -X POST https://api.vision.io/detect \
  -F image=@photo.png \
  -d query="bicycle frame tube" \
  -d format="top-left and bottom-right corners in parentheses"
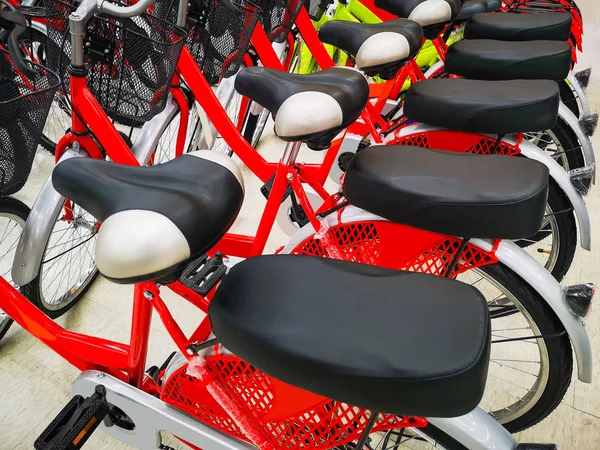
top-left (68, 75), bottom-right (140, 166)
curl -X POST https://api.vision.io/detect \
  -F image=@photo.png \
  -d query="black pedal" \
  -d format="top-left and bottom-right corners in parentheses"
top-left (179, 252), bottom-right (227, 296)
top-left (261, 174), bottom-right (293, 202)
top-left (35, 385), bottom-right (109, 450)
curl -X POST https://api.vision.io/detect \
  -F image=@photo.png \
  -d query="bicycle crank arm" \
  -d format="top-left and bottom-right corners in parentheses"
top-left (72, 371), bottom-right (256, 450)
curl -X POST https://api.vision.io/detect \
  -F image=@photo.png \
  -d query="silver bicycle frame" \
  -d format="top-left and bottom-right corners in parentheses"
top-left (73, 370), bottom-right (520, 450)
top-left (281, 205), bottom-right (593, 383)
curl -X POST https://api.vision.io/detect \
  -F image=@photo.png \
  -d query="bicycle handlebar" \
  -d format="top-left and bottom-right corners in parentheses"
top-left (97, 0), bottom-right (155, 18)
top-left (0, 2), bottom-right (38, 78)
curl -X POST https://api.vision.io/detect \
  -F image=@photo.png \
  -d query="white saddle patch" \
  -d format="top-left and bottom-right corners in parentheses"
top-left (188, 150), bottom-right (245, 191)
top-left (409, 0), bottom-right (452, 26)
top-left (355, 32), bottom-right (411, 69)
top-left (275, 91), bottom-right (343, 138)
top-left (96, 210), bottom-right (190, 280)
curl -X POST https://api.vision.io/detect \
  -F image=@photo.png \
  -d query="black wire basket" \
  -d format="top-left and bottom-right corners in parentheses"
top-left (261, 0), bottom-right (305, 43)
top-left (44, 0), bottom-right (186, 124)
top-left (0, 50), bottom-right (59, 195)
top-left (307, 0), bottom-right (331, 21)
top-left (158, 0), bottom-right (262, 85)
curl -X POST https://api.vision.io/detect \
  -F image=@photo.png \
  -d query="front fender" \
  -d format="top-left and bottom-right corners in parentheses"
top-left (558, 101), bottom-right (595, 169)
top-left (12, 149), bottom-right (90, 286)
top-left (506, 135), bottom-right (592, 251)
top-left (471, 238), bottom-right (593, 383)
top-left (567, 71), bottom-right (591, 118)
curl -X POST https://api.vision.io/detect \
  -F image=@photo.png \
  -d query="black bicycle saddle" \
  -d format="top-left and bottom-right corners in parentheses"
top-left (319, 19), bottom-right (422, 79)
top-left (235, 67), bottom-right (369, 149)
top-left (210, 254), bottom-right (491, 417)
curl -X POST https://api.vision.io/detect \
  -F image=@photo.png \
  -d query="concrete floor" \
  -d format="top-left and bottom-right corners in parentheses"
top-left (2, 3), bottom-right (600, 449)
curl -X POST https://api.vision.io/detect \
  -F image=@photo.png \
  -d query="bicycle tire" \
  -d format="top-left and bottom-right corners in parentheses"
top-left (477, 262), bottom-right (572, 432)
top-left (0, 197), bottom-right (30, 342)
top-left (243, 105), bottom-right (270, 148)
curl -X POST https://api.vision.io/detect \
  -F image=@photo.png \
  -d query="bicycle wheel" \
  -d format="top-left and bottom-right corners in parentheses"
top-left (19, 199), bottom-right (99, 319)
top-left (152, 100), bottom-right (201, 164)
top-left (514, 180), bottom-right (577, 282)
top-left (213, 90), bottom-right (249, 156)
top-left (524, 116), bottom-right (585, 172)
top-left (0, 197), bottom-right (30, 342)
top-left (243, 104), bottom-right (270, 149)
top-left (288, 221), bottom-right (572, 433)
top-left (458, 263), bottom-right (572, 432)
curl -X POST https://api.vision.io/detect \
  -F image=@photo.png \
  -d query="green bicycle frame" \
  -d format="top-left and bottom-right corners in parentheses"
top-left (293, 0), bottom-right (459, 80)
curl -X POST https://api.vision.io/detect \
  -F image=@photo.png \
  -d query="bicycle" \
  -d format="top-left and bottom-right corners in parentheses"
top-left (6, 0), bottom-right (188, 319)
top-left (0, 41), bottom-right (572, 449)
top-left (10, 0), bottom-right (594, 431)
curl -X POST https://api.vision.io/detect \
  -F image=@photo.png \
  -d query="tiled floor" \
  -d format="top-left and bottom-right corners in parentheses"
top-left (2, 5), bottom-right (600, 450)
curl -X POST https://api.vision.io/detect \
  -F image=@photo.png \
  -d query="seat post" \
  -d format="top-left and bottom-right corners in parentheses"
top-left (281, 141), bottom-right (302, 166)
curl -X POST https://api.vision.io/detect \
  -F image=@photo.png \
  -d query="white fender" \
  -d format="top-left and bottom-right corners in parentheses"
top-left (507, 135), bottom-right (592, 250)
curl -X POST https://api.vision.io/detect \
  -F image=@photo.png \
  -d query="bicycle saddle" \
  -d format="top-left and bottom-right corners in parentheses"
top-left (344, 145), bottom-right (549, 239)
top-left (210, 254), bottom-right (490, 417)
top-left (52, 151), bottom-right (244, 284)
top-left (318, 20), bottom-right (422, 79)
top-left (457, 0), bottom-right (487, 20)
top-left (446, 40), bottom-right (571, 81)
top-left (404, 78), bottom-right (560, 134)
top-left (465, 12), bottom-right (572, 41)
top-left (374, 0), bottom-right (463, 27)
top-left (235, 67), bottom-right (369, 150)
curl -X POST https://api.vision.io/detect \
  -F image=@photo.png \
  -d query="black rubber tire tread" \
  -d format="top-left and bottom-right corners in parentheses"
top-left (479, 262), bottom-right (573, 433)
top-left (19, 199), bottom-right (99, 320)
top-left (0, 197), bottom-right (30, 341)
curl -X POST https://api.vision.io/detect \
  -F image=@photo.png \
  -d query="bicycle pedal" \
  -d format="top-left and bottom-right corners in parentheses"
top-left (179, 252), bottom-right (227, 296)
top-left (261, 173), bottom-right (293, 202)
top-left (34, 385), bottom-right (109, 450)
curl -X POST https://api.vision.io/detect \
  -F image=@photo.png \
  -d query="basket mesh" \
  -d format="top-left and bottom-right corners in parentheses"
top-left (261, 0), bottom-right (305, 43)
top-left (44, 0), bottom-right (186, 124)
top-left (292, 221), bottom-right (497, 278)
top-left (157, 0), bottom-right (261, 84)
top-left (161, 356), bottom-right (425, 449)
top-left (0, 51), bottom-right (59, 195)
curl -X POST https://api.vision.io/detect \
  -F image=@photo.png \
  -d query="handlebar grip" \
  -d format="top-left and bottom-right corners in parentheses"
top-left (7, 24), bottom-right (38, 78)
top-left (97, 0), bottom-right (155, 18)
top-left (0, 2), bottom-right (38, 78)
